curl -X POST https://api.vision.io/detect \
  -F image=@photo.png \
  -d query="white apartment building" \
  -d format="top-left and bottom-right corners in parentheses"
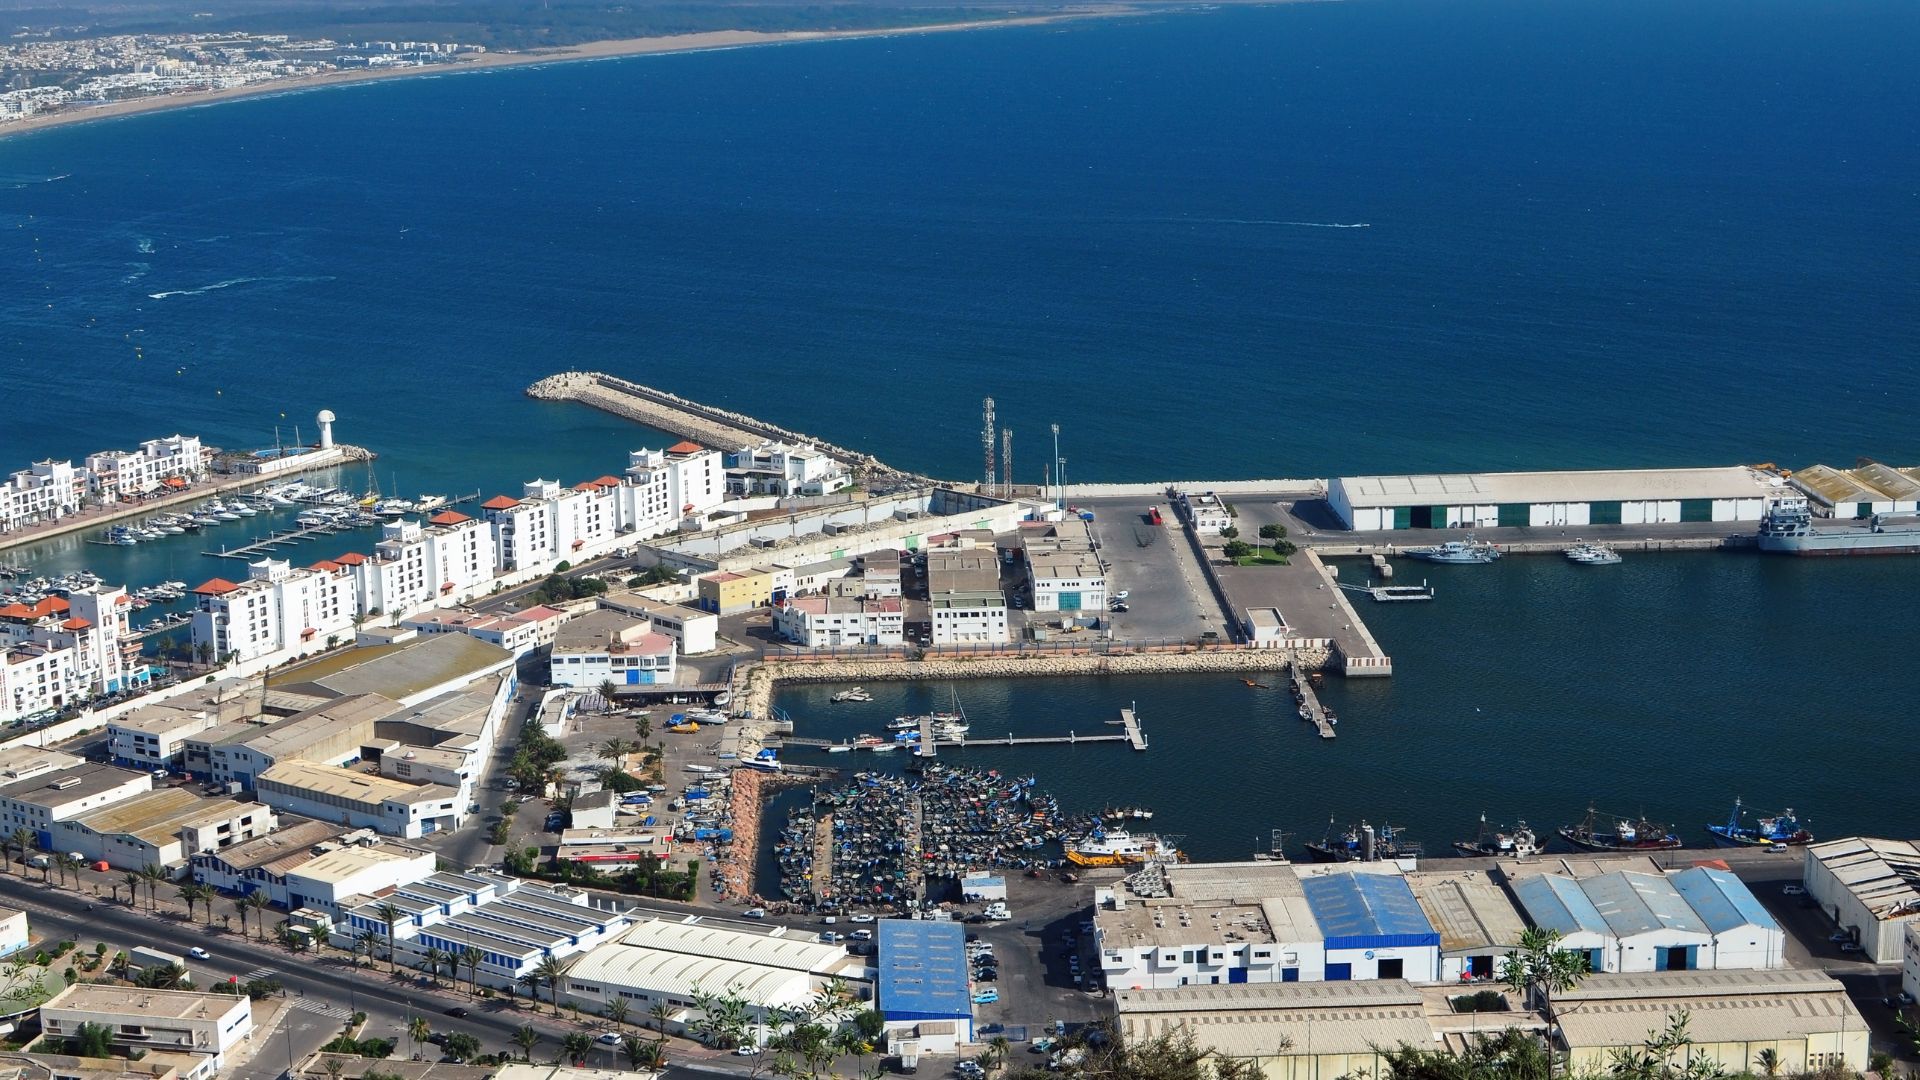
top-left (773, 596), bottom-right (905, 647)
top-left (83, 434), bottom-right (207, 499)
top-left (256, 760), bottom-right (461, 838)
top-left (188, 558), bottom-right (355, 663)
top-left (726, 440), bottom-right (852, 498)
top-left (108, 704), bottom-right (220, 771)
top-left (40, 985), bottom-right (251, 1077)
top-left (624, 443), bottom-right (725, 528)
top-left (343, 514), bottom-right (496, 619)
top-left (0, 585), bottom-right (140, 722)
top-left (549, 610), bottom-right (677, 690)
top-left (0, 459), bottom-right (86, 533)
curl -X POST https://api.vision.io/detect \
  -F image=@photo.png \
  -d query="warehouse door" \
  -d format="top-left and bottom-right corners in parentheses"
top-left (1498, 504), bottom-right (1531, 528)
top-left (1393, 507), bottom-right (1412, 530)
top-left (1409, 506), bottom-right (1434, 529)
top-left (1590, 501), bottom-right (1622, 525)
top-left (1680, 499), bottom-right (1714, 523)
top-left (1326, 963), bottom-right (1352, 981)
top-left (1059, 592), bottom-right (1081, 611)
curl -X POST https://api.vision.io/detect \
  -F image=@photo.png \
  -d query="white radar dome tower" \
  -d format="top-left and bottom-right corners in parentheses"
top-left (316, 409), bottom-right (336, 449)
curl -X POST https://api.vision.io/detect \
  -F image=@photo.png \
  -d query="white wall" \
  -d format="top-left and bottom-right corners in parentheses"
top-left (1324, 944), bottom-right (1438, 982)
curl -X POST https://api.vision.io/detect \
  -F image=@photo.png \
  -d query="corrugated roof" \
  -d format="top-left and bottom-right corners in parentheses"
top-left (877, 919), bottom-right (970, 1018)
top-left (1335, 467), bottom-right (1776, 510)
top-left (1166, 860), bottom-right (1305, 903)
top-left (1405, 871), bottom-right (1528, 954)
top-left (1301, 873), bottom-right (1438, 945)
top-left (1512, 875), bottom-right (1611, 939)
top-left (1116, 980), bottom-right (1432, 1057)
top-left (1556, 970), bottom-right (1863, 1049)
top-left (1791, 463), bottom-right (1920, 507)
top-left (1806, 837), bottom-right (1920, 919)
top-left (202, 819), bottom-right (343, 871)
top-left (1581, 872), bottom-right (1708, 938)
top-left (1670, 867), bottom-right (1779, 935)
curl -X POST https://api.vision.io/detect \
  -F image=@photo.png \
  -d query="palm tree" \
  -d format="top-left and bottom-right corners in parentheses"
top-left (140, 865), bottom-right (168, 912)
top-left (232, 895), bottom-right (254, 937)
top-left (0, 830), bottom-right (15, 874)
top-left (512, 1023), bottom-right (540, 1062)
top-left (244, 891), bottom-right (272, 941)
top-left (460, 945), bottom-right (483, 994)
top-left (596, 679), bottom-right (619, 711)
top-left (603, 996), bottom-right (630, 1029)
top-left (597, 738), bottom-right (630, 766)
top-left (375, 902), bottom-right (403, 970)
top-left (356, 931), bottom-right (379, 968)
top-left (194, 884), bottom-right (217, 924)
top-left (6, 828), bottom-right (29, 876)
top-left (407, 1016), bottom-right (431, 1058)
top-left (562, 1031), bottom-right (594, 1066)
top-left (634, 715), bottom-right (652, 740)
top-left (176, 883), bottom-right (203, 922)
top-left (621, 1035), bottom-right (649, 1070)
top-left (648, 1002), bottom-right (670, 1035)
top-left (1501, 926), bottom-right (1589, 1080)
top-left (124, 872), bottom-right (145, 909)
top-left (533, 954), bottom-right (566, 1012)
top-left (422, 947), bottom-right (447, 987)
top-left (981, 1034), bottom-right (1010, 1075)
top-left (1756, 1048), bottom-right (1781, 1078)
top-left (322, 1057), bottom-right (345, 1080)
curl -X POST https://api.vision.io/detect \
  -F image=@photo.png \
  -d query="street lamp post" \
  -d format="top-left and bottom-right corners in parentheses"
top-left (1050, 424), bottom-right (1061, 511)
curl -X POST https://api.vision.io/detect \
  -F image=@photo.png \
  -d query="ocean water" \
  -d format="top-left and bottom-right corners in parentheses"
top-left (0, 0), bottom-right (1915, 860)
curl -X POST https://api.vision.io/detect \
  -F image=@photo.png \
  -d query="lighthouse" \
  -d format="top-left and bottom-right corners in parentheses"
top-left (316, 409), bottom-right (336, 449)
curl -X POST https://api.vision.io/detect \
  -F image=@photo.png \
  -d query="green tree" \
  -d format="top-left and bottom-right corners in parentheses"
top-left (244, 890), bottom-right (272, 941)
top-left (1754, 1048), bottom-right (1780, 1078)
top-left (124, 871), bottom-right (145, 909)
top-left (634, 715), bottom-right (652, 740)
top-left (176, 882), bottom-right (204, 922)
top-left (1219, 525), bottom-right (1239, 539)
top-left (597, 680), bottom-right (619, 709)
top-left (444, 1032), bottom-right (482, 1063)
top-left (512, 1023), bottom-right (540, 1062)
top-left (603, 995), bottom-right (630, 1028)
top-left (853, 1008), bottom-right (885, 1040)
top-left (73, 1020), bottom-right (115, 1057)
top-left (421, 946), bottom-right (447, 986)
top-left (532, 953), bottom-right (566, 1011)
top-left (1222, 539), bottom-right (1254, 560)
top-left (1258, 523), bottom-right (1287, 541)
top-left (375, 902), bottom-right (403, 969)
top-left (1501, 927), bottom-right (1589, 1080)
top-left (407, 1016), bottom-right (431, 1058)
top-left (562, 1031), bottom-right (594, 1065)
top-left (140, 865), bottom-right (169, 911)
top-left (6, 829), bottom-right (29, 875)
top-left (1607, 1012), bottom-right (1727, 1080)
top-left (649, 1001), bottom-right (672, 1034)
top-left (135, 962), bottom-right (188, 989)
top-left (460, 945), bottom-right (484, 994)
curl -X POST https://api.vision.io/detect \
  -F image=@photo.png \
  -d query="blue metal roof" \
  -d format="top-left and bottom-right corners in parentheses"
top-left (1301, 873), bottom-right (1440, 951)
top-left (1583, 872), bottom-right (1708, 937)
top-left (877, 919), bottom-right (971, 1020)
top-left (1671, 867), bottom-right (1781, 935)
top-left (1513, 875), bottom-right (1611, 939)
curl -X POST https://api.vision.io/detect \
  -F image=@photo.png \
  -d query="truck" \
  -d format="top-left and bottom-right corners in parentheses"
top-left (131, 946), bottom-right (188, 972)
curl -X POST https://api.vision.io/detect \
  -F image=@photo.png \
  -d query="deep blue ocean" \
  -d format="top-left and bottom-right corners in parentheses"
top-left (2, 0), bottom-right (1917, 857)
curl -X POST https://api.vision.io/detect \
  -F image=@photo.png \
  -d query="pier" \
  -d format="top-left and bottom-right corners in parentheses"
top-left (783, 729), bottom-right (1140, 754)
top-left (1339, 580), bottom-right (1434, 602)
top-left (1287, 659), bottom-right (1336, 739)
top-left (201, 492), bottom-right (480, 560)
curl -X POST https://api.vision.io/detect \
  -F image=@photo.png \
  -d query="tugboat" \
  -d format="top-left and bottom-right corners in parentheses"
top-left (1064, 828), bottom-right (1181, 868)
top-left (1706, 797), bottom-right (1814, 848)
top-left (1453, 813), bottom-right (1540, 858)
top-left (1305, 819), bottom-right (1421, 863)
top-left (1559, 805), bottom-right (1682, 852)
top-left (1402, 536), bottom-right (1501, 564)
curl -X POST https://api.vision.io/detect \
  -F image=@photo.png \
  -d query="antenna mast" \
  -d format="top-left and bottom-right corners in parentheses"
top-left (981, 397), bottom-right (996, 492)
top-left (1001, 428), bottom-right (1013, 499)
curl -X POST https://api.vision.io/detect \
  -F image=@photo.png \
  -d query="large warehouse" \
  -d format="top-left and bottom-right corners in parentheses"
top-left (1802, 837), bottom-right (1920, 963)
top-left (1327, 467), bottom-right (1780, 531)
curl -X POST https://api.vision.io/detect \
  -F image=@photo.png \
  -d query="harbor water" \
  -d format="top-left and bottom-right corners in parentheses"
top-left (757, 550), bottom-right (1920, 891)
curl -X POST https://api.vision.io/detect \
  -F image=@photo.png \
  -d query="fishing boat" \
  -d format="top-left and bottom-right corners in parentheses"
top-left (1559, 805), bottom-right (1682, 852)
top-left (1705, 797), bottom-right (1813, 848)
top-left (665, 720), bottom-right (700, 734)
top-left (822, 744), bottom-right (854, 754)
top-left (1453, 813), bottom-right (1540, 858)
top-left (1064, 828), bottom-right (1181, 868)
top-left (1101, 806), bottom-right (1154, 822)
top-left (1305, 819), bottom-right (1422, 863)
top-left (831, 688), bottom-right (873, 703)
top-left (1565, 542), bottom-right (1622, 565)
top-left (1403, 537), bottom-right (1501, 564)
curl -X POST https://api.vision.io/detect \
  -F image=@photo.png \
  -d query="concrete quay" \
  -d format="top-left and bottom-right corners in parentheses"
top-left (527, 371), bottom-right (926, 487)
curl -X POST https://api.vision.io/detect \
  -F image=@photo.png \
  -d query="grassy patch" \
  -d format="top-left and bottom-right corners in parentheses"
top-left (1232, 553), bottom-right (1291, 566)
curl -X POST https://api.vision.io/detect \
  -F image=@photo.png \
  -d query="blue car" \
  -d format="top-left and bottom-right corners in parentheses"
top-left (972, 990), bottom-right (998, 1005)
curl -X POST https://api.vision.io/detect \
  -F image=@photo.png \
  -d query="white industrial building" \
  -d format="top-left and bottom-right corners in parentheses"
top-left (596, 592), bottom-right (720, 654)
top-left (1405, 869), bottom-right (1529, 982)
top-left (1095, 861), bottom-right (1325, 989)
top-left (1509, 873), bottom-right (1616, 972)
top-left (549, 609), bottom-right (678, 690)
top-left (191, 819), bottom-right (353, 900)
top-left (255, 760), bottom-right (460, 838)
top-left (1176, 491), bottom-right (1234, 535)
top-left (41, 984), bottom-right (251, 1077)
top-left (1671, 866), bottom-right (1787, 970)
top-left (1556, 970), bottom-right (1868, 1076)
top-left (1299, 870), bottom-right (1441, 983)
top-left (401, 604), bottom-right (570, 656)
top-left (1803, 837), bottom-right (1920, 963)
top-left (560, 917), bottom-right (869, 1045)
top-left (1327, 466), bottom-right (1780, 531)
top-left (1903, 923), bottom-right (1920, 1004)
top-left (0, 762), bottom-right (154, 850)
top-left (1019, 526), bottom-right (1107, 614)
top-left (52, 787), bottom-right (275, 872)
top-left (1787, 462), bottom-right (1920, 518)
top-left (772, 596), bottom-right (905, 647)
top-left (280, 841), bottom-right (438, 916)
top-left (337, 872), bottom-right (630, 991)
top-left (925, 546), bottom-right (1008, 645)
top-left (725, 441), bottom-right (853, 498)
top-left (1508, 864), bottom-right (1780, 973)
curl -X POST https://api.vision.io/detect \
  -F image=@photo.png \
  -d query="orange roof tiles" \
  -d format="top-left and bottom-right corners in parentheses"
top-left (309, 560), bottom-right (342, 572)
top-left (191, 578), bottom-right (240, 596)
top-left (481, 495), bottom-right (520, 510)
top-left (333, 552), bottom-right (368, 566)
top-left (60, 617), bottom-right (92, 631)
top-left (427, 511), bottom-right (471, 526)
top-left (0, 597), bottom-right (70, 621)
top-left (666, 441), bottom-right (703, 455)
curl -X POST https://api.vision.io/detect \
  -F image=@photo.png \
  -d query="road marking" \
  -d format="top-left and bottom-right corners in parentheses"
top-left (240, 966), bottom-right (277, 983)
top-left (288, 997), bottom-right (352, 1020)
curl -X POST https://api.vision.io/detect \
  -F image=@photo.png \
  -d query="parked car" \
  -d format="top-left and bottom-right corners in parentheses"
top-left (1113, 590), bottom-right (1129, 600)
top-left (849, 929), bottom-right (873, 941)
top-left (596, 1033), bottom-right (621, 1045)
top-left (1781, 884), bottom-right (1806, 896)
top-left (972, 990), bottom-right (999, 1005)
top-left (743, 907), bottom-right (768, 919)
top-left (849, 914), bottom-right (876, 923)
top-left (1885, 993), bottom-right (1916, 1009)
top-left (734, 1045), bottom-right (763, 1056)
top-left (1840, 942), bottom-right (1864, 954)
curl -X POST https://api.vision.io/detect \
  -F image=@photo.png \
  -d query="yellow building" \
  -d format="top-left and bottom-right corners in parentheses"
top-left (1556, 970), bottom-right (1869, 1075)
top-left (697, 568), bottom-right (772, 615)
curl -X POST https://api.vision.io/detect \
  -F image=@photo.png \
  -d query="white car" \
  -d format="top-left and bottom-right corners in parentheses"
top-left (742, 908), bottom-right (767, 919)
top-left (188, 947), bottom-right (211, 960)
top-left (596, 1033), bottom-right (621, 1045)
top-left (849, 914), bottom-right (876, 923)
top-left (1781, 884), bottom-right (1806, 896)
top-left (734, 1046), bottom-right (762, 1056)
top-left (1113, 590), bottom-right (1129, 600)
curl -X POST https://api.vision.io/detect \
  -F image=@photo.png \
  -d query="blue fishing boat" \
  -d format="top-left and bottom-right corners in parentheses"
top-left (1706, 797), bottom-right (1813, 848)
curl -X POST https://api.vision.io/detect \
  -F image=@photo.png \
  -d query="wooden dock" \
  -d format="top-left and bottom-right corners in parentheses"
top-left (786, 730), bottom-right (1138, 754)
top-left (1288, 659), bottom-right (1337, 739)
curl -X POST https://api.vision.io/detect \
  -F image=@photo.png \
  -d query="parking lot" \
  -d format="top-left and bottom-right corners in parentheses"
top-left (1076, 497), bottom-right (1229, 641)
top-left (959, 869), bottom-right (1121, 1040)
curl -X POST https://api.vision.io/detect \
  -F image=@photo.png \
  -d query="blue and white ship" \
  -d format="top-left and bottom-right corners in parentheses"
top-left (1403, 537), bottom-right (1501, 564)
top-left (1705, 797), bottom-right (1813, 848)
top-left (1757, 495), bottom-right (1920, 556)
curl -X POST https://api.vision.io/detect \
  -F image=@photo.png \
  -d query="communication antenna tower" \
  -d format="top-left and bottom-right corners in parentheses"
top-left (1001, 429), bottom-right (1013, 498)
top-left (982, 397), bottom-right (997, 492)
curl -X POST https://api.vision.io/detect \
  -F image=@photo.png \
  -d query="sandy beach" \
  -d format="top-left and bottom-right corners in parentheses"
top-left (0, 8), bottom-right (1147, 142)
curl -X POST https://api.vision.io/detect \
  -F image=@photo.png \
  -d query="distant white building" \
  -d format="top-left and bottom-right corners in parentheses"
top-left (52, 788), bottom-right (276, 872)
top-left (0, 459), bottom-right (86, 533)
top-left (595, 593), bottom-right (719, 654)
top-left (1803, 837), bottom-right (1920, 963)
top-left (726, 441), bottom-right (853, 498)
top-left (1019, 526), bottom-right (1106, 613)
top-left (0, 761), bottom-right (153, 850)
top-left (549, 609), bottom-right (677, 689)
top-left (256, 760), bottom-right (460, 839)
top-left (1177, 491), bottom-right (1234, 535)
top-left (342, 513), bottom-right (496, 619)
top-left (83, 435), bottom-right (207, 500)
top-left (772, 596), bottom-right (905, 647)
top-left (1, 585), bottom-right (142, 722)
top-left (401, 604), bottom-right (570, 656)
top-left (41, 985), bottom-right (251, 1077)
top-left (108, 704), bottom-right (221, 772)
top-left (925, 541), bottom-right (1007, 645)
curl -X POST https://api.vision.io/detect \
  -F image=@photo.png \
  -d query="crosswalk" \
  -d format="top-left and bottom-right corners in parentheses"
top-left (287, 998), bottom-right (353, 1021)
top-left (239, 966), bottom-right (277, 983)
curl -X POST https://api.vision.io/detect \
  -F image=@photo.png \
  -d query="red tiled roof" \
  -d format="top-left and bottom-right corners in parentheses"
top-left (593, 475), bottom-right (624, 487)
top-left (428, 511), bottom-right (471, 526)
top-left (0, 597), bottom-right (70, 621)
top-left (309, 560), bottom-right (342, 572)
top-left (61, 617), bottom-right (92, 630)
top-left (115, 595), bottom-right (131, 606)
top-left (665, 441), bottom-right (703, 455)
top-left (481, 495), bottom-right (520, 510)
top-left (333, 552), bottom-right (368, 566)
top-left (571, 481), bottom-right (600, 492)
top-left (191, 578), bottom-right (240, 596)
top-left (515, 605), bottom-right (567, 621)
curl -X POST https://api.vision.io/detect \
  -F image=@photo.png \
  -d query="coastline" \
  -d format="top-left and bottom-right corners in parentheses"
top-left (0, 8), bottom-right (1149, 142)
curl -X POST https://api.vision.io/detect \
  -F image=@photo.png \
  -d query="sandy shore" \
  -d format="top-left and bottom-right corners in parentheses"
top-left (0, 8), bottom-right (1145, 141)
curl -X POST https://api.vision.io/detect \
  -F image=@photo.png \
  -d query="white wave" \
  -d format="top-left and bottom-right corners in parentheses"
top-left (122, 262), bottom-right (151, 285)
top-left (146, 274), bottom-right (333, 301)
top-left (1166, 217), bottom-right (1371, 229)
top-left (135, 237), bottom-right (154, 254)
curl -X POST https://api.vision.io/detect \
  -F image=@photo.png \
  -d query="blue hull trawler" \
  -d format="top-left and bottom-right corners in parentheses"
top-left (1706, 797), bottom-right (1814, 848)
top-left (1402, 536), bottom-right (1501, 564)
top-left (1758, 494), bottom-right (1920, 556)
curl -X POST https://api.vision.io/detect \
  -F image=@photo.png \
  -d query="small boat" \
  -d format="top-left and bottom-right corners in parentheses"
top-left (822, 744), bottom-right (854, 754)
top-left (1559, 805), bottom-right (1682, 852)
top-left (1705, 797), bottom-right (1813, 848)
top-left (1403, 536), bottom-right (1501, 564)
top-left (1241, 678), bottom-right (1272, 689)
top-left (1065, 828), bottom-right (1181, 868)
top-left (831, 688), bottom-right (873, 703)
top-left (665, 720), bottom-right (700, 734)
top-left (1453, 813), bottom-right (1540, 858)
top-left (1565, 542), bottom-right (1622, 565)
top-left (414, 494), bottom-right (449, 511)
top-left (1305, 819), bottom-right (1422, 863)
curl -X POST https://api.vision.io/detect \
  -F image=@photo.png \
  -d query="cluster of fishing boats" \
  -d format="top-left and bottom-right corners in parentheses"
top-left (1306, 799), bottom-right (1814, 865)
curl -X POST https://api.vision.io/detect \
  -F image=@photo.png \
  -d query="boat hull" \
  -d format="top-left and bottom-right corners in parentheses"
top-left (1559, 828), bottom-right (1682, 853)
top-left (1706, 827), bottom-right (1814, 848)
